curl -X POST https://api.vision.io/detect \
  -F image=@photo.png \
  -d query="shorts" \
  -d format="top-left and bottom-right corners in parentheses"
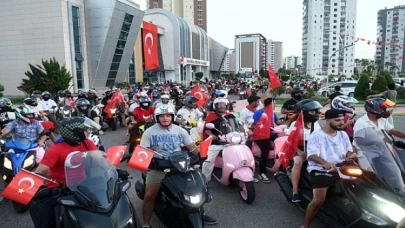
top-left (310, 170), bottom-right (339, 189)
top-left (146, 170), bottom-right (166, 184)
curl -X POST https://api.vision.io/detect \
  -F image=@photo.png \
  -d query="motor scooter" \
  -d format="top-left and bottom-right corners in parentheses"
top-left (205, 123), bottom-right (256, 204)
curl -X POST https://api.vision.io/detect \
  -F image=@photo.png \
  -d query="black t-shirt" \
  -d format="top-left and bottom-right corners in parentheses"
top-left (0, 107), bottom-right (14, 128)
top-left (328, 92), bottom-right (343, 101)
top-left (207, 114), bottom-right (237, 145)
top-left (281, 99), bottom-right (298, 120)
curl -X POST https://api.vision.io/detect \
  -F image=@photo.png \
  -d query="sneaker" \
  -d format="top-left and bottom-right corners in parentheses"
top-left (252, 178), bottom-right (259, 183)
top-left (258, 173), bottom-right (271, 183)
top-left (292, 194), bottom-right (301, 203)
top-left (203, 214), bottom-right (218, 225)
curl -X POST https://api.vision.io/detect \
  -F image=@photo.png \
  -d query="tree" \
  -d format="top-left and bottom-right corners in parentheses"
top-left (115, 81), bottom-right (130, 90)
top-left (20, 57), bottom-right (72, 95)
top-left (380, 71), bottom-right (395, 85)
top-left (195, 72), bottom-right (204, 81)
top-left (259, 68), bottom-right (268, 78)
top-left (0, 84), bottom-right (4, 97)
top-left (354, 74), bottom-right (370, 99)
top-left (371, 75), bottom-right (387, 93)
top-left (280, 75), bottom-right (289, 82)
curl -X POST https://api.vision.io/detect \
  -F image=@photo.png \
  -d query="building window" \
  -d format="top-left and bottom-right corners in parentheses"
top-left (333, 20), bottom-right (337, 23)
top-left (106, 13), bottom-right (134, 86)
top-left (334, 14), bottom-right (337, 17)
top-left (334, 8), bottom-right (337, 11)
top-left (334, 3), bottom-right (337, 6)
top-left (128, 52), bottom-right (135, 84)
top-left (72, 6), bottom-right (83, 89)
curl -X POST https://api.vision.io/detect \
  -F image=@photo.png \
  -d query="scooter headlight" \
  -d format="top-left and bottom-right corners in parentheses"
top-left (373, 193), bottom-right (405, 223)
top-left (0, 139), bottom-right (6, 144)
top-left (184, 192), bottom-right (202, 205)
top-left (4, 157), bottom-right (12, 170)
top-left (231, 134), bottom-right (242, 144)
top-left (23, 155), bottom-right (35, 168)
top-left (110, 108), bottom-right (117, 114)
top-left (63, 110), bottom-right (70, 115)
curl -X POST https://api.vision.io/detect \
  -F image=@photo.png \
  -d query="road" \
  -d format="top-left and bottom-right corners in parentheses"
top-left (2, 95), bottom-right (405, 228)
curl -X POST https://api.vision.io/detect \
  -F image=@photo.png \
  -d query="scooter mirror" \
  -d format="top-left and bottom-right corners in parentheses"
top-left (205, 123), bottom-right (215, 129)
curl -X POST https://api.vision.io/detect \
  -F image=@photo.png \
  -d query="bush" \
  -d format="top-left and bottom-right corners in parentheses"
top-left (371, 75), bottom-right (387, 93)
top-left (0, 84), bottom-right (4, 97)
top-left (364, 89), bottom-right (379, 98)
top-left (304, 87), bottom-right (316, 99)
top-left (384, 73), bottom-right (395, 85)
top-left (280, 75), bottom-right (289, 82)
top-left (396, 87), bottom-right (405, 99)
top-left (354, 74), bottom-right (370, 99)
top-left (195, 72), bottom-right (204, 81)
top-left (271, 86), bottom-right (286, 97)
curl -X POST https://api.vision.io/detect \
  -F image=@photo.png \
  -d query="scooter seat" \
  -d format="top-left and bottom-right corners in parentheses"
top-left (327, 181), bottom-right (345, 197)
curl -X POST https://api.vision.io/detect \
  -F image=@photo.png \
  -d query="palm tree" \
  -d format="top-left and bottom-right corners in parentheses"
top-left (385, 62), bottom-right (391, 71)
top-left (375, 59), bottom-right (383, 75)
top-left (390, 63), bottom-right (399, 77)
top-left (366, 65), bottom-right (375, 75)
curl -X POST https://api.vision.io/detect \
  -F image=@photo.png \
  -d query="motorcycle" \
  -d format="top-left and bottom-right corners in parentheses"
top-left (135, 151), bottom-right (211, 228)
top-left (239, 89), bottom-right (246, 100)
top-left (275, 127), bottom-right (405, 227)
top-left (54, 150), bottom-right (141, 228)
top-left (205, 122), bottom-right (256, 204)
top-left (88, 130), bottom-right (105, 151)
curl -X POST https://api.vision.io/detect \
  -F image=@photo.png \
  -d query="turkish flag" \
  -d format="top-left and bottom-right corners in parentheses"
top-left (268, 64), bottom-right (282, 89)
top-left (278, 112), bottom-right (304, 167)
top-left (39, 121), bottom-right (55, 131)
top-left (104, 90), bottom-right (125, 118)
top-left (190, 85), bottom-right (206, 108)
top-left (143, 21), bottom-right (160, 70)
top-left (2, 169), bottom-right (45, 205)
top-left (127, 145), bottom-right (154, 171)
top-left (252, 104), bottom-right (274, 141)
top-left (106, 145), bottom-right (126, 166)
top-left (199, 136), bottom-right (213, 158)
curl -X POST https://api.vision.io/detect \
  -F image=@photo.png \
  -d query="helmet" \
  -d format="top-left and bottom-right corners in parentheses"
top-left (42, 91), bottom-right (51, 100)
top-left (215, 90), bottom-right (228, 98)
top-left (332, 95), bottom-right (358, 113)
top-left (16, 106), bottom-right (36, 123)
top-left (0, 98), bottom-right (12, 108)
top-left (87, 90), bottom-right (97, 98)
top-left (31, 90), bottom-right (42, 98)
top-left (294, 99), bottom-right (312, 113)
top-left (63, 89), bottom-right (72, 97)
top-left (183, 96), bottom-right (199, 109)
top-left (154, 104), bottom-right (175, 124)
top-left (76, 98), bottom-right (90, 111)
top-left (364, 98), bottom-right (395, 118)
top-left (139, 96), bottom-right (151, 109)
top-left (296, 99), bottom-right (322, 123)
top-left (161, 94), bottom-right (170, 100)
top-left (23, 98), bottom-right (38, 107)
top-left (213, 97), bottom-right (229, 111)
top-left (104, 90), bottom-right (113, 97)
top-left (60, 117), bottom-right (101, 144)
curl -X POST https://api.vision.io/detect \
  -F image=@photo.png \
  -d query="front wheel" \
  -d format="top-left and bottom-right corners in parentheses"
top-left (111, 117), bottom-right (118, 131)
top-left (236, 181), bottom-right (255, 204)
top-left (12, 201), bottom-right (30, 213)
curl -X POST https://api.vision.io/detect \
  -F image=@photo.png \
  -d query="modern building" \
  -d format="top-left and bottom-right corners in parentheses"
top-left (147, 0), bottom-right (207, 31)
top-left (0, 0), bottom-right (144, 96)
top-left (268, 40), bottom-right (283, 71)
top-left (375, 5), bottom-right (405, 73)
top-left (235, 34), bottom-right (268, 73)
top-left (143, 8), bottom-right (227, 83)
top-left (285, 56), bottom-right (303, 69)
top-left (302, 0), bottom-right (357, 77)
top-left (220, 49), bottom-right (236, 73)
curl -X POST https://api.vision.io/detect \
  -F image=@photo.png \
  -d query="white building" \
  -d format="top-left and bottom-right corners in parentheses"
top-left (285, 56), bottom-right (302, 69)
top-left (235, 34), bottom-right (267, 73)
top-left (268, 40), bottom-right (283, 71)
top-left (0, 0), bottom-right (144, 96)
top-left (221, 49), bottom-right (236, 73)
top-left (375, 5), bottom-right (405, 73)
top-left (302, 0), bottom-right (357, 77)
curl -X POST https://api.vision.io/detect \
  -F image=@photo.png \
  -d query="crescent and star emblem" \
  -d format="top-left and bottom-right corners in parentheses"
top-left (17, 177), bottom-right (35, 194)
top-left (65, 151), bottom-right (86, 169)
top-left (144, 33), bottom-right (154, 55)
top-left (143, 114), bottom-right (151, 120)
top-left (116, 150), bottom-right (125, 157)
top-left (138, 151), bottom-right (149, 162)
top-left (194, 92), bottom-right (203, 101)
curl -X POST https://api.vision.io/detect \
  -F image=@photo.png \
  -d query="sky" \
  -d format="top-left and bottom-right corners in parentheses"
top-left (134, 0), bottom-right (404, 60)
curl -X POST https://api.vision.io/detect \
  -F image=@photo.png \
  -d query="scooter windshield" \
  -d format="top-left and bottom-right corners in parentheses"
top-left (65, 150), bottom-right (118, 209)
top-left (354, 128), bottom-right (405, 195)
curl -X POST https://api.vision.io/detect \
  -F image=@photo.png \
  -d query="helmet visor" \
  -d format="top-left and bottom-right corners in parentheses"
top-left (381, 99), bottom-right (395, 109)
top-left (83, 117), bottom-right (101, 130)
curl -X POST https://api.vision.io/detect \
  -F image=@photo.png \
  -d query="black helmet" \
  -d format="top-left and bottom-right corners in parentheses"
top-left (295, 99), bottom-right (322, 123)
top-left (290, 87), bottom-right (303, 95)
top-left (104, 90), bottom-right (113, 97)
top-left (291, 87), bottom-right (304, 101)
top-left (183, 96), bottom-right (198, 109)
top-left (364, 98), bottom-right (395, 118)
top-left (294, 99), bottom-right (312, 113)
top-left (139, 96), bottom-right (151, 109)
top-left (76, 98), bottom-right (90, 113)
top-left (31, 90), bottom-right (42, 99)
top-left (60, 117), bottom-right (100, 144)
top-left (23, 97), bottom-right (38, 107)
top-left (64, 90), bottom-right (72, 97)
top-left (42, 91), bottom-right (51, 100)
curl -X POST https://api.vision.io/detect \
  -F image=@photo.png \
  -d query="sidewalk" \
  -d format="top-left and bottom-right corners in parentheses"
top-left (233, 100), bottom-right (405, 116)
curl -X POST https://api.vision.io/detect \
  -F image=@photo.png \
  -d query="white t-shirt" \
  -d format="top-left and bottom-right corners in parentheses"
top-left (288, 121), bottom-right (321, 141)
top-left (176, 107), bottom-right (203, 124)
top-left (306, 129), bottom-right (352, 173)
top-left (38, 99), bottom-right (57, 111)
top-left (128, 102), bottom-right (139, 113)
top-left (238, 107), bottom-right (255, 127)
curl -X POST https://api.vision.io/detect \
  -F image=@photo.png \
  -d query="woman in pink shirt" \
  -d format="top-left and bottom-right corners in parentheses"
top-left (331, 95), bottom-right (358, 142)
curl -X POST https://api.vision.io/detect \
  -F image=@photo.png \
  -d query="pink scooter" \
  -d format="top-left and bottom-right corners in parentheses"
top-left (251, 125), bottom-right (288, 173)
top-left (205, 123), bottom-right (256, 204)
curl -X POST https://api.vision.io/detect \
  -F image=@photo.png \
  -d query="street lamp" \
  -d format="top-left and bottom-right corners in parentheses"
top-left (326, 42), bottom-right (355, 92)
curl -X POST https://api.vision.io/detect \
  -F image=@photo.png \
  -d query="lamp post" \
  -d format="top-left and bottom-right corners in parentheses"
top-left (326, 42), bottom-right (355, 91)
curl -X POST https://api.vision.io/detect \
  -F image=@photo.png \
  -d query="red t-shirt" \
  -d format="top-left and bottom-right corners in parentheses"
top-left (133, 107), bottom-right (155, 122)
top-left (41, 139), bottom-right (97, 188)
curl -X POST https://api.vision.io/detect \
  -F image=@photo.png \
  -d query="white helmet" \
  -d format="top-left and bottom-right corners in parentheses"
top-left (161, 94), bottom-right (170, 99)
top-left (213, 97), bottom-right (229, 110)
top-left (331, 95), bottom-right (358, 113)
top-left (154, 104), bottom-right (176, 123)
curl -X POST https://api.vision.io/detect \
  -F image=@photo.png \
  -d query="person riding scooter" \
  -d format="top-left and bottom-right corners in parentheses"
top-left (176, 96), bottom-right (203, 128)
top-left (281, 87), bottom-right (304, 121)
top-left (72, 98), bottom-right (101, 125)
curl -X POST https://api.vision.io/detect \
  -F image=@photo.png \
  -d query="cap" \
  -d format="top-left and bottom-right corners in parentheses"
top-left (247, 95), bottom-right (261, 104)
top-left (325, 109), bottom-right (344, 119)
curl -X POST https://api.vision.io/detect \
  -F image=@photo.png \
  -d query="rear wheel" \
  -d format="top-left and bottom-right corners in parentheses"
top-left (236, 181), bottom-right (255, 204)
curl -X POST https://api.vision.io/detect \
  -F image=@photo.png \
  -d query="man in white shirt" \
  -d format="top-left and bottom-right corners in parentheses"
top-left (301, 109), bottom-right (356, 228)
top-left (176, 96), bottom-right (203, 127)
top-left (38, 91), bottom-right (58, 112)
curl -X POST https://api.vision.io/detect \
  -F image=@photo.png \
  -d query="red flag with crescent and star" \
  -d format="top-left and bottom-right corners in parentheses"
top-left (268, 64), bottom-right (283, 89)
top-left (104, 90), bottom-right (125, 118)
top-left (251, 104), bottom-right (274, 141)
top-left (127, 145), bottom-right (155, 171)
top-left (199, 136), bottom-right (213, 158)
top-left (106, 145), bottom-right (127, 166)
top-left (143, 21), bottom-right (160, 70)
top-left (278, 112), bottom-right (305, 167)
top-left (2, 169), bottom-right (45, 205)
top-left (190, 85), bottom-right (206, 108)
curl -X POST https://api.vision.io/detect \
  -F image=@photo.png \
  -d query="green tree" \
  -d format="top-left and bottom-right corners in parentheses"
top-left (280, 75), bottom-right (289, 82)
top-left (115, 81), bottom-right (130, 90)
top-left (371, 75), bottom-right (387, 93)
top-left (0, 84), bottom-right (4, 97)
top-left (195, 72), bottom-right (204, 81)
top-left (20, 57), bottom-right (72, 95)
top-left (354, 74), bottom-right (370, 99)
top-left (380, 71), bottom-right (395, 85)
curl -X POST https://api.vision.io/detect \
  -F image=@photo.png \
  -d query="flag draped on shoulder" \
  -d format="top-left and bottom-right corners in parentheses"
top-left (278, 112), bottom-right (305, 167)
top-left (252, 104), bottom-right (274, 141)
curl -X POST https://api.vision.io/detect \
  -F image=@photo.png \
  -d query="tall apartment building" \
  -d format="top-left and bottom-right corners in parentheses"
top-left (221, 49), bottom-right (236, 73)
top-left (235, 34), bottom-right (267, 72)
top-left (268, 40), bottom-right (283, 70)
top-left (302, 0), bottom-right (357, 77)
top-left (375, 5), bottom-right (405, 73)
top-left (147, 0), bottom-right (207, 31)
top-left (285, 56), bottom-right (303, 69)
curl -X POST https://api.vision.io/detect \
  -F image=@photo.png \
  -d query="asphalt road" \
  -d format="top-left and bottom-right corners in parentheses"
top-left (2, 95), bottom-right (405, 228)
